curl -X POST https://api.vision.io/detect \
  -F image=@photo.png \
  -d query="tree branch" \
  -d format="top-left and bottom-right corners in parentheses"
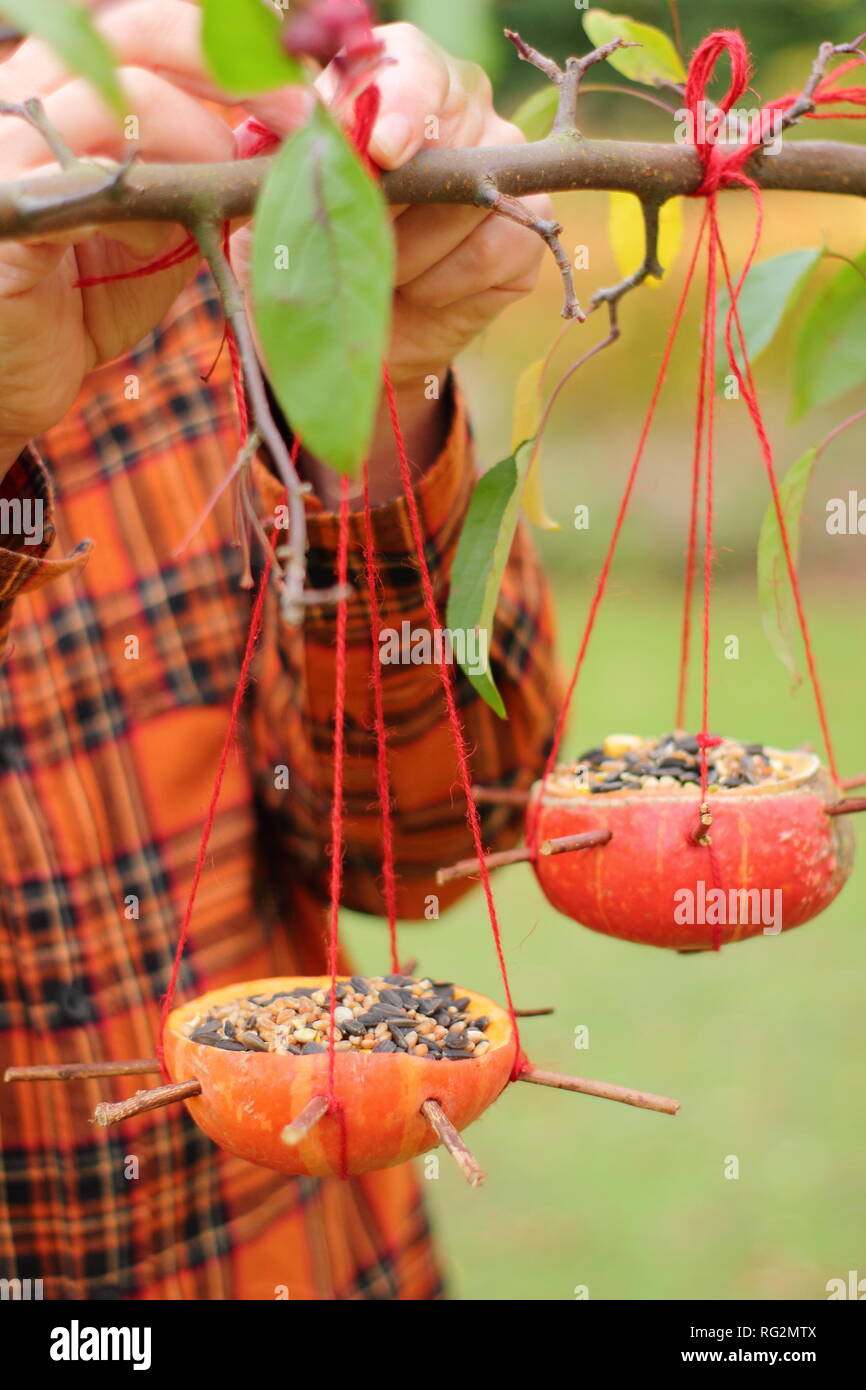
top-left (591, 199), bottom-right (664, 331)
top-left (1, 137), bottom-right (864, 250)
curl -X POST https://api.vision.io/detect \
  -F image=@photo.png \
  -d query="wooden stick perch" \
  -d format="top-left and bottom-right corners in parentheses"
top-left (281, 1094), bottom-right (329, 1146)
top-left (6, 1059), bottom-right (160, 1082)
top-left (436, 844), bottom-right (533, 884)
top-left (420, 1099), bottom-right (486, 1187)
top-left (436, 829), bottom-right (611, 884)
top-left (92, 1078), bottom-right (201, 1128)
top-left (539, 830), bottom-right (613, 856)
top-left (472, 785), bottom-right (532, 807)
top-left (825, 798), bottom-right (866, 816)
top-left (518, 1066), bottom-right (679, 1116)
top-left (514, 1007), bottom-right (555, 1018)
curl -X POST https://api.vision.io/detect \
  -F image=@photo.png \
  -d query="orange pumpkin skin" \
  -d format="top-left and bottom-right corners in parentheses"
top-left (531, 752), bottom-right (854, 950)
top-left (164, 976), bottom-right (517, 1177)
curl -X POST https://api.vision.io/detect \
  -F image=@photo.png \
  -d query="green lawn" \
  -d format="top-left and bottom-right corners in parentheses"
top-left (343, 575), bottom-right (866, 1301)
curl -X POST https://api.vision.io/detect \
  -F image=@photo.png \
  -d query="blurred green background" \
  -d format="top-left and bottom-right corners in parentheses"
top-left (345, 1), bottom-right (866, 1300)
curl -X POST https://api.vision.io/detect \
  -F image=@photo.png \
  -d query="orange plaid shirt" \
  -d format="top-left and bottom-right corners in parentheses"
top-left (0, 270), bottom-right (557, 1299)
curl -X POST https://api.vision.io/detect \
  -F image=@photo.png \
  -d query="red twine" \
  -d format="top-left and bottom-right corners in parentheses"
top-left (324, 476), bottom-right (352, 1178)
top-left (361, 463), bottom-right (400, 972)
top-left (533, 29), bottom-right (854, 950)
top-left (383, 367), bottom-right (528, 1081)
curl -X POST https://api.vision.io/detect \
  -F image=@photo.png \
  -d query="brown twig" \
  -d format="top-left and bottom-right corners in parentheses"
top-left (505, 29), bottom-right (638, 135)
top-left (0, 137), bottom-right (864, 246)
top-left (436, 844), bottom-right (533, 885)
top-left (518, 1066), bottom-right (679, 1115)
top-left (479, 181), bottom-right (583, 320)
top-left (514, 1007), bottom-right (555, 1018)
top-left (5, 1059), bottom-right (160, 1082)
top-left (539, 829), bottom-right (613, 856)
top-left (420, 1099), bottom-right (485, 1187)
top-left (92, 1078), bottom-right (201, 1128)
top-left (667, 1), bottom-right (685, 64)
top-left (779, 32), bottom-right (866, 132)
top-left (0, 96), bottom-right (77, 168)
top-left (281, 1094), bottom-right (329, 1146)
top-left (436, 828), bottom-right (610, 884)
top-left (839, 774), bottom-right (866, 791)
top-left (495, 30), bottom-right (640, 317)
top-left (825, 798), bottom-right (866, 816)
top-left (590, 200), bottom-right (665, 331)
top-left (472, 784), bottom-right (532, 807)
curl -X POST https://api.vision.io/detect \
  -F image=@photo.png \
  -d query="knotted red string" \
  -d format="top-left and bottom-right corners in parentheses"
top-left (685, 31), bottom-right (866, 196)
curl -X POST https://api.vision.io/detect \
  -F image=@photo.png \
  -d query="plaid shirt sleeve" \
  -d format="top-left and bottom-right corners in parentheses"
top-left (0, 449), bottom-right (91, 660)
top-left (248, 381), bottom-right (559, 919)
top-left (0, 272), bottom-right (560, 1300)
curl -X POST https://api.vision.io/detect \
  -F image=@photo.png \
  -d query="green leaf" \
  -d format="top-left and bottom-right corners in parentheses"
top-left (792, 250), bottom-right (866, 420)
top-left (202, 0), bottom-right (301, 96)
top-left (251, 103), bottom-right (393, 476)
top-left (446, 441), bottom-right (533, 716)
top-left (757, 447), bottom-right (817, 682)
top-left (582, 9), bottom-right (686, 86)
top-left (0, 0), bottom-right (123, 117)
top-left (510, 85), bottom-right (558, 141)
top-left (716, 248), bottom-right (821, 385)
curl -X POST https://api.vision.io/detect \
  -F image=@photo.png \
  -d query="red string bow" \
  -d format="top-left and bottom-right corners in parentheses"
top-left (685, 29), bottom-right (866, 197)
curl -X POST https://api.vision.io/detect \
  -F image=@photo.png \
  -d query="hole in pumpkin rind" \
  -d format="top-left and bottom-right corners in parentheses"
top-left (539, 739), bottom-right (823, 804)
top-left (167, 976), bottom-right (515, 1063)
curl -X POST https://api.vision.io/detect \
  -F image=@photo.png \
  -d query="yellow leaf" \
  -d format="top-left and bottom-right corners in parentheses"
top-left (608, 193), bottom-right (683, 287)
top-left (510, 359), bottom-right (560, 531)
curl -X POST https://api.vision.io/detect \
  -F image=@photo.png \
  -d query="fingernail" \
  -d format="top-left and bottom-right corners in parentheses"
top-left (372, 111), bottom-right (413, 166)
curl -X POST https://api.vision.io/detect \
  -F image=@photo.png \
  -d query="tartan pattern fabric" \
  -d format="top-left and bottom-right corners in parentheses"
top-left (0, 270), bottom-right (558, 1300)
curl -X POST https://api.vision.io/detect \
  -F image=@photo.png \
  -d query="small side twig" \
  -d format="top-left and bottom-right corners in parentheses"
top-left (519, 1066), bottom-right (679, 1116)
top-left (590, 199), bottom-right (664, 333)
top-left (479, 179), bottom-right (583, 320)
top-left (0, 96), bottom-right (78, 168)
top-left (435, 828), bottom-right (610, 884)
top-left (825, 797), bottom-right (866, 816)
top-left (92, 1078), bottom-right (202, 1128)
top-left (505, 29), bottom-right (638, 135)
top-left (497, 28), bottom-right (639, 319)
top-left (5, 1059), bottom-right (160, 1083)
top-left (420, 1099), bottom-right (485, 1187)
top-left (436, 844), bottom-right (534, 885)
top-left (779, 32), bottom-right (866, 132)
top-left (539, 829), bottom-right (613, 856)
top-left (472, 784), bottom-right (532, 807)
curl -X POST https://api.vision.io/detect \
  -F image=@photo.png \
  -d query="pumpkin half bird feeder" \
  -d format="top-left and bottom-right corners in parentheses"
top-left (440, 30), bottom-right (866, 954)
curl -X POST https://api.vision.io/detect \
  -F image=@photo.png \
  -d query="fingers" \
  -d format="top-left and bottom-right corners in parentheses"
top-left (316, 21), bottom-right (491, 168)
top-left (392, 115), bottom-right (541, 286)
top-left (0, 66), bottom-right (236, 176)
top-left (1, 0), bottom-right (308, 136)
top-left (2, 0), bottom-right (209, 104)
top-left (398, 192), bottom-right (549, 311)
